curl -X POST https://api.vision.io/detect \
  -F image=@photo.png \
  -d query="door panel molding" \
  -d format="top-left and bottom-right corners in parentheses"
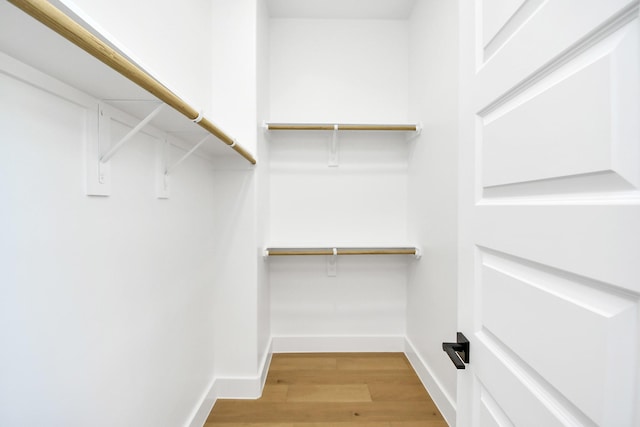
top-left (477, 1), bottom-right (639, 114)
top-left (482, 0), bottom-right (547, 61)
top-left (480, 248), bottom-right (638, 425)
top-left (479, 382), bottom-right (515, 427)
top-left (476, 329), bottom-right (598, 426)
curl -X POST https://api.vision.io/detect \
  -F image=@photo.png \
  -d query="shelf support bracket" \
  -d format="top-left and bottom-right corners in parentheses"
top-left (166, 135), bottom-right (210, 175)
top-left (156, 134), bottom-right (210, 199)
top-left (85, 102), bottom-right (110, 196)
top-left (87, 102), bottom-right (164, 197)
top-left (329, 124), bottom-right (339, 167)
top-left (100, 103), bottom-right (164, 163)
top-left (155, 138), bottom-right (170, 199)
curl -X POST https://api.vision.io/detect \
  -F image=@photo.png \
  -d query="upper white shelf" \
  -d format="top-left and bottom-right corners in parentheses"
top-left (0, 0), bottom-right (255, 165)
top-left (265, 122), bottom-right (421, 132)
top-left (265, 246), bottom-right (421, 258)
top-left (264, 122), bottom-right (421, 166)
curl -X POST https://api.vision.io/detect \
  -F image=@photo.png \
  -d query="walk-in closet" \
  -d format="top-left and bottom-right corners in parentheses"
top-left (2, 0), bottom-right (639, 426)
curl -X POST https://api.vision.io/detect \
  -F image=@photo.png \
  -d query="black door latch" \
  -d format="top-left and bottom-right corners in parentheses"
top-left (442, 332), bottom-right (470, 369)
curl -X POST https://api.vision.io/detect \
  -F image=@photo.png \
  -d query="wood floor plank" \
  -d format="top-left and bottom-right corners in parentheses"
top-left (267, 370), bottom-right (420, 386)
top-left (269, 357), bottom-right (337, 371)
top-left (390, 422), bottom-right (450, 427)
top-left (208, 401), bottom-right (440, 423)
top-left (205, 424), bottom-right (294, 427)
top-left (368, 383), bottom-right (431, 402)
top-left (204, 423), bottom-right (447, 427)
top-left (291, 423), bottom-right (390, 427)
top-left (336, 356), bottom-right (410, 371)
top-left (203, 423), bottom-right (448, 427)
top-left (259, 384), bottom-right (289, 402)
top-left (275, 352), bottom-right (399, 359)
top-left (286, 385), bottom-right (372, 402)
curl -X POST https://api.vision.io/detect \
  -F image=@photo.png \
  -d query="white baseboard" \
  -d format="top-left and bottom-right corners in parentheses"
top-left (186, 378), bottom-right (218, 427)
top-left (217, 339), bottom-right (273, 399)
top-left (259, 343), bottom-right (273, 391)
top-left (214, 376), bottom-right (261, 399)
top-left (272, 335), bottom-right (406, 353)
top-left (187, 340), bottom-right (273, 427)
top-left (404, 337), bottom-right (456, 426)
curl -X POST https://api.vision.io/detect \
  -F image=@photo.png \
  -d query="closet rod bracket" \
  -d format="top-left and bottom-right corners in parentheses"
top-left (327, 247), bottom-right (338, 276)
top-left (156, 138), bottom-right (170, 199)
top-left (407, 122), bottom-right (423, 141)
top-left (329, 124), bottom-right (339, 167)
top-left (191, 110), bottom-right (204, 124)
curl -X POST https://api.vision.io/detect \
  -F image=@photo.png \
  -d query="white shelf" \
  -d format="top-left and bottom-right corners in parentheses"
top-left (265, 246), bottom-right (421, 258)
top-left (0, 1), bottom-right (249, 163)
top-left (265, 122), bottom-right (421, 132)
top-left (264, 121), bottom-right (420, 166)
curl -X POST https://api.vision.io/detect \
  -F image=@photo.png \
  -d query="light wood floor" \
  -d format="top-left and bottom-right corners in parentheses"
top-left (205, 353), bottom-right (448, 426)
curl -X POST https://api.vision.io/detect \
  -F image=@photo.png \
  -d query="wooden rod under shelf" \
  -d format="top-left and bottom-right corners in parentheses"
top-left (266, 247), bottom-right (418, 256)
top-left (267, 248), bottom-right (335, 256)
top-left (266, 123), bottom-right (418, 132)
top-left (339, 124), bottom-right (418, 131)
top-left (8, 0), bottom-right (256, 165)
top-left (338, 248), bottom-right (417, 255)
top-left (267, 124), bottom-right (336, 131)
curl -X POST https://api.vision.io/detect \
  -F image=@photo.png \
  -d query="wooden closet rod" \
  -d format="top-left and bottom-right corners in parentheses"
top-left (265, 247), bottom-right (419, 256)
top-left (266, 123), bottom-right (419, 132)
top-left (8, 0), bottom-right (256, 165)
top-left (338, 248), bottom-right (418, 255)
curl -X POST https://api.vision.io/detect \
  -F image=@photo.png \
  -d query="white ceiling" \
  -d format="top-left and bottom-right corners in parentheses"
top-left (266, 0), bottom-right (417, 19)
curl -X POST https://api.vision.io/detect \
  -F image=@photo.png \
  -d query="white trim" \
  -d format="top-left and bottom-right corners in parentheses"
top-left (185, 340), bottom-right (272, 426)
top-left (185, 378), bottom-right (218, 427)
top-left (215, 339), bottom-right (273, 399)
top-left (215, 376), bottom-right (262, 399)
top-left (272, 335), bottom-right (406, 353)
top-left (259, 340), bottom-right (274, 392)
top-left (404, 337), bottom-right (457, 426)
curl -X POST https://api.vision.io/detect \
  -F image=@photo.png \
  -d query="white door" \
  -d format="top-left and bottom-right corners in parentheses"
top-left (457, 0), bottom-right (640, 426)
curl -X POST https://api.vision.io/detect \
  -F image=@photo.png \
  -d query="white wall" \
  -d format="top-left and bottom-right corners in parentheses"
top-left (256, 0), bottom-right (272, 373)
top-left (406, 0), bottom-right (459, 424)
top-left (209, 0), bottom-right (259, 156)
top-left (270, 19), bottom-right (409, 123)
top-left (268, 17), bottom-right (411, 347)
top-left (209, 0), bottom-right (257, 382)
top-left (209, 0), bottom-right (269, 395)
top-left (0, 70), bottom-right (217, 426)
top-left (58, 0), bottom-right (213, 114)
